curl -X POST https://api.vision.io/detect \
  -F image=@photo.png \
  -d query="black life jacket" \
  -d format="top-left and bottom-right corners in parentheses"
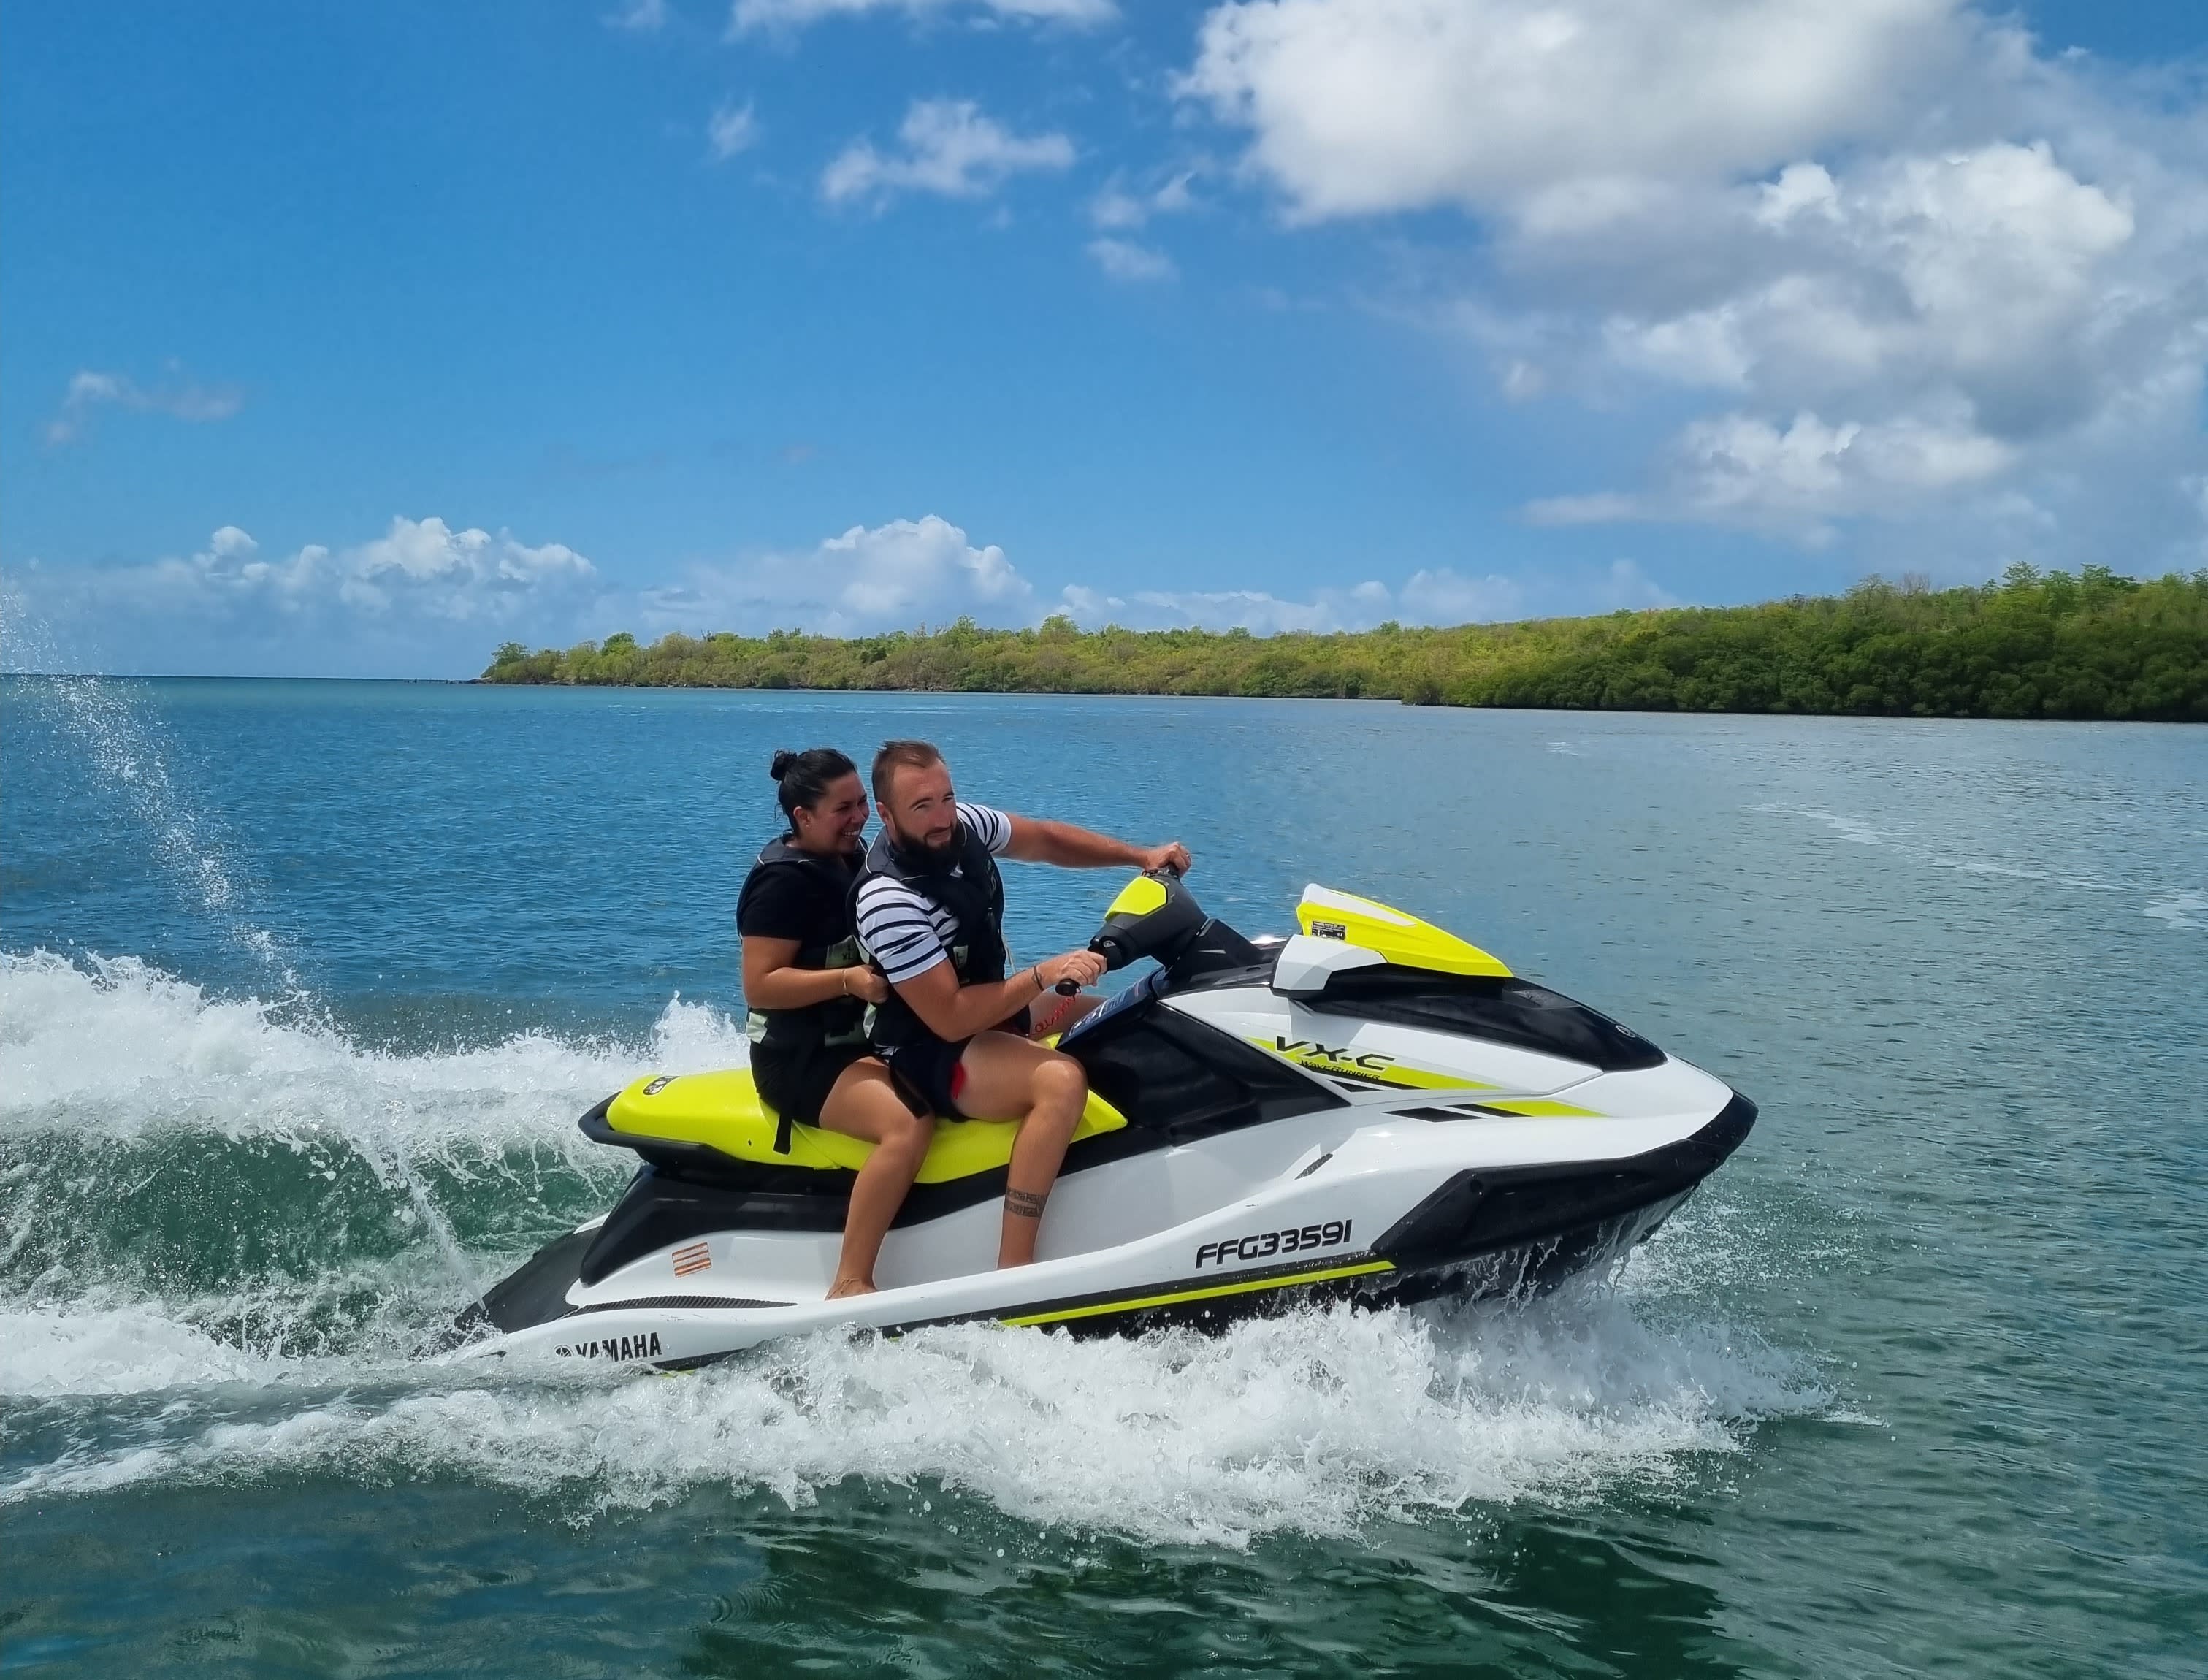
top-left (855, 817), bottom-right (1006, 1056)
top-left (737, 837), bottom-right (867, 1061)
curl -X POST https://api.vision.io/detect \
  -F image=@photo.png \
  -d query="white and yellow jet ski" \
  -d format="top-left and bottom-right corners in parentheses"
top-left (453, 872), bottom-right (1753, 1370)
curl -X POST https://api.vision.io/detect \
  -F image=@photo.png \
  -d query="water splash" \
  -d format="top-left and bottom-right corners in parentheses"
top-left (1, 1291), bottom-right (1826, 1544)
top-left (2, 601), bottom-right (303, 993)
top-left (4, 595), bottom-right (477, 1302)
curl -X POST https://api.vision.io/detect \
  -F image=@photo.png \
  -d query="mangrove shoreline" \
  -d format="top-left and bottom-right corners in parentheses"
top-left (482, 567), bottom-right (2208, 722)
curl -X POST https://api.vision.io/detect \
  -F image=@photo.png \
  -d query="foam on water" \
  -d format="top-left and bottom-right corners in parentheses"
top-left (1746, 803), bottom-right (2195, 916)
top-left (0, 949), bottom-right (749, 1158)
top-left (2144, 891), bottom-right (2205, 931)
top-left (1, 1292), bottom-right (1823, 1545)
top-left (0, 1302), bottom-right (290, 1396)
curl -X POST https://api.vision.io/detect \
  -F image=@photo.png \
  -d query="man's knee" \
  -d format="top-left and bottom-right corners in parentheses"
top-left (1032, 1052), bottom-right (1086, 1106)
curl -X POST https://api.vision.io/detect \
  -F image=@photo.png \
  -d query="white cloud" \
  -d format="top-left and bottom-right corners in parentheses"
top-left (7, 508), bottom-right (1687, 678)
top-left (1061, 568), bottom-right (1524, 633)
top-left (1186, 0), bottom-right (2208, 554)
top-left (45, 367), bottom-right (245, 446)
top-left (21, 518), bottom-right (595, 628)
top-left (821, 100), bottom-right (1074, 206)
top-left (732, 0), bottom-right (1112, 35)
top-left (605, 0), bottom-right (668, 29)
top-left (1186, 0), bottom-right (1968, 222)
top-left (641, 515), bottom-right (1036, 634)
top-left (637, 515), bottom-right (1537, 637)
top-left (1088, 169), bottom-right (1200, 230)
top-left (1397, 567), bottom-right (1524, 624)
top-left (1529, 411), bottom-right (2017, 537)
top-left (707, 99), bottom-right (759, 161)
top-left (1513, 137), bottom-right (2179, 533)
top-left (1087, 237), bottom-right (1176, 282)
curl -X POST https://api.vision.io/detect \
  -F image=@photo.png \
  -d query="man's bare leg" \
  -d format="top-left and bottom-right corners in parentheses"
top-left (1023, 990), bottom-right (1100, 1043)
top-left (950, 1031), bottom-right (1090, 1268)
top-left (813, 1059), bottom-right (933, 1298)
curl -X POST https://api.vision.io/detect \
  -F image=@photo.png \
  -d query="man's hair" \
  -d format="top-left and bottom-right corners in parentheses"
top-left (871, 739), bottom-right (944, 806)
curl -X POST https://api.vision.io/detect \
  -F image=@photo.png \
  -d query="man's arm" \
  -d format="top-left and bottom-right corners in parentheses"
top-left (1001, 815), bottom-right (1192, 875)
top-left (891, 947), bottom-right (1107, 1044)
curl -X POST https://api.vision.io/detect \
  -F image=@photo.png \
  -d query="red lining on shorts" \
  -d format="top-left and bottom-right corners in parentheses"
top-left (949, 1061), bottom-right (966, 1102)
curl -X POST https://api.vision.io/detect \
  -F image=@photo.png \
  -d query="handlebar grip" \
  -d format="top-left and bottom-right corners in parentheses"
top-left (1055, 977), bottom-right (1080, 996)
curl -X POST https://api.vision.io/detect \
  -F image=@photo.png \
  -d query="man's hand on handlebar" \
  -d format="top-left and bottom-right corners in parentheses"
top-left (1139, 841), bottom-right (1193, 876)
top-left (1038, 949), bottom-right (1107, 993)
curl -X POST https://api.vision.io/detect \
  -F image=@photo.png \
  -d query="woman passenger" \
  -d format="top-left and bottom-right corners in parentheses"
top-left (738, 748), bottom-right (933, 1298)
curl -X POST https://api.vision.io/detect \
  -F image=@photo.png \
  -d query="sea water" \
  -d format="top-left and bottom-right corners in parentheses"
top-left (1, 679), bottom-right (2202, 1677)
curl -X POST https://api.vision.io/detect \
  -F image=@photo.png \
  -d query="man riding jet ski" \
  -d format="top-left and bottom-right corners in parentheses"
top-left (455, 863), bottom-right (1755, 1371)
top-left (852, 738), bottom-right (1192, 1275)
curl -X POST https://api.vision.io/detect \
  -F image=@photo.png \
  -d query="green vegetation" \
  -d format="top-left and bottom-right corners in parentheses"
top-left (483, 566), bottom-right (2208, 721)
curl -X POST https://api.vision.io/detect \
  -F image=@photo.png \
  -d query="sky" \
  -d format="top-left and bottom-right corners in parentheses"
top-left (2, 0), bottom-right (2204, 678)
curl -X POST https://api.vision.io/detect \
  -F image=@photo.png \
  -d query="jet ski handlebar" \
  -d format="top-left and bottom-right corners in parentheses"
top-left (1056, 866), bottom-right (1208, 993)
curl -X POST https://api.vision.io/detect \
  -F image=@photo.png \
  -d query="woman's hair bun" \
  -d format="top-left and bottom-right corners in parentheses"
top-left (768, 749), bottom-right (798, 782)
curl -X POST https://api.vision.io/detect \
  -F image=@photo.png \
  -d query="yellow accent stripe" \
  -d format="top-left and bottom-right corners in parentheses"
top-left (1478, 1099), bottom-right (1605, 1118)
top-left (999, 1259), bottom-right (1395, 1327)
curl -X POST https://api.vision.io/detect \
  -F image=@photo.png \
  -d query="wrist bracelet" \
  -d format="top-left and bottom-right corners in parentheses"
top-left (1031, 965), bottom-right (1043, 991)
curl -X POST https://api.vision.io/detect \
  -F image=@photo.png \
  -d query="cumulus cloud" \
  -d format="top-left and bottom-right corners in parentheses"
top-left (8, 517), bottom-right (599, 676)
top-left (822, 100), bottom-right (1074, 205)
top-left (21, 518), bottom-right (594, 626)
top-left (633, 516), bottom-right (1539, 637)
top-left (1087, 237), bottom-right (1176, 282)
top-left (641, 515), bottom-right (1036, 635)
top-left (605, 0), bottom-right (668, 29)
top-left (1088, 169), bottom-right (1199, 230)
top-left (1186, 0), bottom-right (1969, 222)
top-left (1060, 567), bottom-right (1524, 633)
top-left (7, 507), bottom-right (1674, 677)
top-left (707, 99), bottom-right (759, 160)
top-left (1185, 0), bottom-right (2208, 553)
top-left (733, 0), bottom-right (1111, 34)
top-left (44, 367), bottom-right (245, 445)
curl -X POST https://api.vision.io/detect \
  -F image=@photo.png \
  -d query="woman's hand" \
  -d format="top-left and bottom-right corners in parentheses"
top-left (841, 966), bottom-right (890, 1004)
top-left (1037, 949), bottom-right (1107, 992)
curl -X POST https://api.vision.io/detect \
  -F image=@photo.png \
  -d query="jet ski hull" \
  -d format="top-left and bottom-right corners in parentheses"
top-left (452, 1093), bottom-right (1753, 1368)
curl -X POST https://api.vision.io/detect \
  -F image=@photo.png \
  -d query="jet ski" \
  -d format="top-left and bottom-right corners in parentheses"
top-left (451, 873), bottom-right (1753, 1370)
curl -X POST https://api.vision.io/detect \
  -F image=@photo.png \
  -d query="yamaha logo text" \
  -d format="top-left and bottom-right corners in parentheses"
top-left (553, 1332), bottom-right (664, 1362)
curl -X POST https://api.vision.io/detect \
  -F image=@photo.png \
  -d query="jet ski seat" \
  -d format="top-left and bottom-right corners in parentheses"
top-left (595, 1069), bottom-right (1127, 1182)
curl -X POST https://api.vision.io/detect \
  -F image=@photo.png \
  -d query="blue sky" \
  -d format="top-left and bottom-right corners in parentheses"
top-left (3, 0), bottom-right (2204, 677)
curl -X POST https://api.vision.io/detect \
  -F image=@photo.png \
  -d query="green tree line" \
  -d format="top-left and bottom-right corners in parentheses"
top-left (482, 565), bottom-right (2208, 721)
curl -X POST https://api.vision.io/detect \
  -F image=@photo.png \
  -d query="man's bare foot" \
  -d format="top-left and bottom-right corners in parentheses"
top-left (825, 1278), bottom-right (877, 1299)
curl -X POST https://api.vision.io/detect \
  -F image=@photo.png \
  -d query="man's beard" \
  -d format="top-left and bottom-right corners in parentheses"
top-left (890, 817), bottom-right (962, 868)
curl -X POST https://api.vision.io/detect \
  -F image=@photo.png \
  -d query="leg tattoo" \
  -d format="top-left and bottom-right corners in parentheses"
top-left (1004, 1187), bottom-right (1048, 1220)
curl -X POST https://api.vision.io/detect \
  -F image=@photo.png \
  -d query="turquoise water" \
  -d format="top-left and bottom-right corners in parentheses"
top-left (3, 678), bottom-right (2204, 1677)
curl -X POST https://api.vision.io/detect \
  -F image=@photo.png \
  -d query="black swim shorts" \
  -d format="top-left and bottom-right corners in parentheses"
top-left (880, 1009), bottom-right (1031, 1120)
top-left (750, 1039), bottom-right (868, 1129)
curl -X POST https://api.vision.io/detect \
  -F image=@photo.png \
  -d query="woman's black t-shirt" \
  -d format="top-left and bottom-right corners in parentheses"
top-left (736, 844), bottom-right (863, 947)
top-left (737, 840), bottom-right (867, 1123)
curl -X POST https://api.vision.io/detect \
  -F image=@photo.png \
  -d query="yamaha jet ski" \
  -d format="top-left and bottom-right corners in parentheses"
top-left (454, 874), bottom-right (1753, 1370)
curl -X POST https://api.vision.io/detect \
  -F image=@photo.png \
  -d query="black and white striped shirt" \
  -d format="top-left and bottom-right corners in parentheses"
top-left (853, 803), bottom-right (1015, 985)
